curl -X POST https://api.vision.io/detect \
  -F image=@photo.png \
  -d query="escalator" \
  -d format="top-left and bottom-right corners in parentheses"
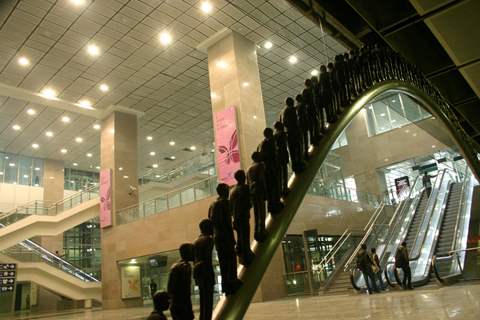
top-left (403, 191), bottom-right (429, 253)
top-left (435, 183), bottom-right (462, 256)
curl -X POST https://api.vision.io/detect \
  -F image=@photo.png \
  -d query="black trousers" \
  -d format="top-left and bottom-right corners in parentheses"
top-left (215, 242), bottom-right (237, 294)
top-left (251, 194), bottom-right (266, 241)
top-left (287, 131), bottom-right (302, 171)
top-left (198, 283), bottom-right (214, 320)
top-left (400, 265), bottom-right (412, 288)
top-left (235, 218), bottom-right (253, 264)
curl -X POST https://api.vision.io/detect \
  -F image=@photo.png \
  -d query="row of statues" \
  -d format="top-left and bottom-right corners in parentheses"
top-left (158, 43), bottom-right (468, 320)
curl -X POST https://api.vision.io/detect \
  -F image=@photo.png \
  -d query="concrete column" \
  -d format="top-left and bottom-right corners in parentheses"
top-left (202, 29), bottom-right (267, 169)
top-left (100, 111), bottom-right (140, 309)
top-left (39, 159), bottom-right (64, 254)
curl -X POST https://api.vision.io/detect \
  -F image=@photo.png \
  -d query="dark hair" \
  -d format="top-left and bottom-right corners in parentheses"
top-left (251, 151), bottom-right (262, 162)
top-left (263, 127), bottom-right (273, 138)
top-left (361, 243), bottom-right (367, 249)
top-left (234, 170), bottom-right (246, 184)
top-left (401, 241), bottom-right (407, 247)
top-left (274, 121), bottom-right (284, 130)
top-left (179, 243), bottom-right (194, 262)
top-left (371, 248), bottom-right (376, 253)
top-left (285, 97), bottom-right (294, 106)
top-left (216, 183), bottom-right (229, 198)
top-left (320, 65), bottom-right (327, 72)
top-left (152, 291), bottom-right (169, 311)
top-left (295, 94), bottom-right (303, 102)
top-left (199, 219), bottom-right (213, 235)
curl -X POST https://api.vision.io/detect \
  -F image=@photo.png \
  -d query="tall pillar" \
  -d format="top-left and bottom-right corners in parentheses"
top-left (202, 29), bottom-right (287, 301)
top-left (100, 111), bottom-right (140, 309)
top-left (202, 29), bottom-right (267, 170)
top-left (39, 159), bottom-right (64, 253)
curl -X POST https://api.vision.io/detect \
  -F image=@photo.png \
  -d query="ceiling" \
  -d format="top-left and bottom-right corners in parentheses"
top-left (0, 0), bottom-right (346, 176)
top-left (288, 0), bottom-right (480, 143)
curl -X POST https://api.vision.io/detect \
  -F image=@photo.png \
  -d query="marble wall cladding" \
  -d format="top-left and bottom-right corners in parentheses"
top-left (207, 30), bottom-right (267, 169)
top-left (100, 111), bottom-right (140, 309)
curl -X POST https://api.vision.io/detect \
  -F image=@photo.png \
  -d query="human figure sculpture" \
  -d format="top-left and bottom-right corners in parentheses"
top-left (167, 243), bottom-right (194, 320)
top-left (311, 75), bottom-right (326, 134)
top-left (319, 65), bottom-right (334, 124)
top-left (258, 127), bottom-right (284, 214)
top-left (334, 54), bottom-right (347, 109)
top-left (327, 63), bottom-right (339, 116)
top-left (208, 183), bottom-right (241, 295)
top-left (230, 170), bottom-right (255, 266)
top-left (246, 151), bottom-right (267, 242)
top-left (193, 219), bottom-right (215, 320)
top-left (149, 279), bottom-right (158, 298)
top-left (147, 291), bottom-right (170, 320)
top-left (282, 97), bottom-right (304, 171)
top-left (295, 94), bottom-right (309, 160)
top-left (303, 79), bottom-right (320, 145)
top-left (273, 121), bottom-right (289, 196)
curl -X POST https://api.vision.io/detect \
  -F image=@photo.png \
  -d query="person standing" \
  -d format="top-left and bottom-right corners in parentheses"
top-left (147, 291), bottom-right (170, 320)
top-left (295, 94), bottom-right (309, 160)
top-left (370, 247), bottom-right (386, 290)
top-left (209, 183), bottom-right (241, 295)
top-left (422, 173), bottom-right (433, 198)
top-left (303, 79), bottom-right (320, 145)
top-left (356, 244), bottom-right (380, 294)
top-left (273, 121), bottom-right (289, 196)
top-left (193, 219), bottom-right (215, 320)
top-left (282, 97), bottom-right (303, 172)
top-left (395, 241), bottom-right (412, 289)
top-left (167, 243), bottom-right (194, 320)
top-left (247, 152), bottom-right (267, 242)
top-left (149, 279), bottom-right (158, 298)
top-left (230, 170), bottom-right (255, 266)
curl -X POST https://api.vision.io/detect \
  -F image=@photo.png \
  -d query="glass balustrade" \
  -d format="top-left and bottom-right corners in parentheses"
top-left (0, 185), bottom-right (99, 228)
top-left (2, 239), bottom-right (99, 282)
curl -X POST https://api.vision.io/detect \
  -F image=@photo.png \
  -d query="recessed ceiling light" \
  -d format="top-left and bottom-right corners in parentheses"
top-left (0, 172), bottom-right (3, 175)
top-left (60, 148), bottom-right (68, 154)
top-left (211, 148), bottom-right (215, 153)
top-left (123, 175), bottom-right (129, 179)
top-left (155, 174), bottom-right (160, 178)
top-left (190, 145), bottom-right (197, 151)
top-left (253, 115), bottom-right (257, 120)
top-left (405, 129), bottom-right (410, 133)
top-left (70, 0), bottom-right (86, 5)
top-left (61, 116), bottom-right (71, 123)
top-left (242, 82), bottom-right (250, 88)
top-left (75, 137), bottom-right (83, 143)
top-left (9, 163), bottom-right (15, 167)
top-left (146, 136), bottom-right (153, 141)
top-left (27, 108), bottom-right (36, 115)
top-left (152, 163), bottom-right (159, 168)
top-left (17, 56), bottom-right (30, 66)
top-left (86, 153), bottom-right (92, 157)
top-left (34, 167), bottom-right (40, 171)
top-left (432, 145), bottom-right (436, 148)
top-left (288, 55), bottom-right (298, 64)
top-left (95, 166), bottom-right (100, 170)
top-left (263, 41), bottom-right (273, 49)
top-left (118, 167), bottom-right (123, 171)
top-left (86, 44), bottom-right (100, 57)
top-left (200, 1), bottom-right (213, 13)
top-left (78, 99), bottom-right (93, 109)
top-left (169, 141), bottom-right (175, 146)
top-left (412, 133), bottom-right (417, 137)
top-left (45, 131), bottom-right (54, 137)
top-left (392, 99), bottom-right (396, 103)
top-left (93, 123), bottom-right (101, 130)
top-left (32, 143), bottom-right (39, 149)
top-left (99, 83), bottom-right (109, 92)
top-left (159, 31), bottom-right (172, 46)
top-left (170, 156), bottom-right (176, 160)
top-left (311, 69), bottom-right (319, 76)
top-left (150, 151), bottom-right (156, 156)
top-left (380, 113), bottom-right (386, 117)
top-left (73, 162), bottom-right (78, 167)
top-left (12, 124), bottom-right (21, 131)
top-left (40, 87), bottom-right (57, 99)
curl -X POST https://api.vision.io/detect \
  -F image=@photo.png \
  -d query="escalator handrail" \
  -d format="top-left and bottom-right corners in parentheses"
top-left (450, 166), bottom-right (470, 253)
top-left (317, 229), bottom-right (350, 271)
top-left (432, 246), bottom-right (480, 283)
top-left (343, 202), bottom-right (385, 272)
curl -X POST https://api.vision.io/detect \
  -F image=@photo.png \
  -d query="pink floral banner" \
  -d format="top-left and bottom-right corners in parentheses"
top-left (100, 169), bottom-right (112, 228)
top-left (214, 106), bottom-right (241, 186)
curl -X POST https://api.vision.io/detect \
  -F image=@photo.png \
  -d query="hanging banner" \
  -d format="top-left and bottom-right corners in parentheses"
top-left (100, 169), bottom-right (112, 228)
top-left (394, 176), bottom-right (410, 199)
top-left (214, 106), bottom-right (241, 186)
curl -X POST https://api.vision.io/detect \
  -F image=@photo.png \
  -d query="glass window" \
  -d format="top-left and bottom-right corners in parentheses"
top-left (32, 159), bottom-right (43, 186)
top-left (4, 154), bottom-right (18, 184)
top-left (18, 156), bottom-right (32, 186)
top-left (331, 129), bottom-right (348, 150)
top-left (0, 152), bottom-right (5, 183)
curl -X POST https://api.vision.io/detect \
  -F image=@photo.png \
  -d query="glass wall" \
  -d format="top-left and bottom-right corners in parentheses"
top-left (117, 249), bottom-right (221, 306)
top-left (63, 218), bottom-right (101, 279)
top-left (0, 152), bottom-right (43, 186)
top-left (365, 92), bottom-right (431, 136)
top-left (64, 168), bottom-right (99, 191)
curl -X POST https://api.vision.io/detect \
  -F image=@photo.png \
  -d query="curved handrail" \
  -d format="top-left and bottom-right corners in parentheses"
top-left (213, 81), bottom-right (480, 319)
top-left (450, 166), bottom-right (469, 253)
top-left (432, 247), bottom-right (480, 283)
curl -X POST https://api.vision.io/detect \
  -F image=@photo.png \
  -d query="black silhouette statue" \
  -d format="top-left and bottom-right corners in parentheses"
top-left (147, 291), bottom-right (170, 320)
top-left (193, 219), bottom-right (215, 320)
top-left (273, 121), bottom-right (289, 196)
top-left (209, 183), bottom-right (242, 295)
top-left (167, 243), bottom-right (194, 320)
top-left (230, 170), bottom-right (255, 266)
top-left (246, 151), bottom-right (267, 242)
top-left (282, 97), bottom-right (304, 172)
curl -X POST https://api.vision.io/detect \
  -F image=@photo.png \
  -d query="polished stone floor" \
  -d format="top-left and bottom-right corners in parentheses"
top-left (3, 283), bottom-right (480, 320)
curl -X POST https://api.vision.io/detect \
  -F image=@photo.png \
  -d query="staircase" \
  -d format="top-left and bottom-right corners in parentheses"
top-left (405, 191), bottom-right (429, 249)
top-left (323, 270), bottom-right (354, 295)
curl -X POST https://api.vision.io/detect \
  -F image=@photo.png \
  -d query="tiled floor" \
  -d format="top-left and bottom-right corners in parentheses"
top-left (3, 284), bottom-right (480, 320)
